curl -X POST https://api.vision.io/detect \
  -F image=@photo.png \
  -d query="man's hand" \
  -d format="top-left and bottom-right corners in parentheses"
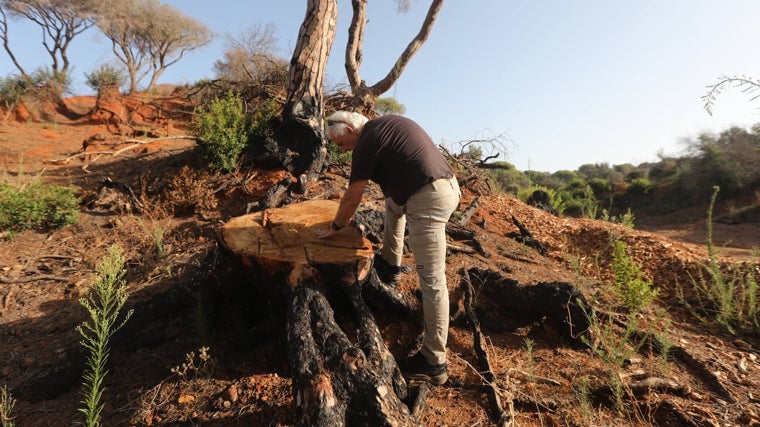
top-left (316, 227), bottom-right (339, 239)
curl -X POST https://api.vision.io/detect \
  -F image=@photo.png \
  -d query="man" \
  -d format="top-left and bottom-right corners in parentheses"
top-left (316, 110), bottom-right (460, 385)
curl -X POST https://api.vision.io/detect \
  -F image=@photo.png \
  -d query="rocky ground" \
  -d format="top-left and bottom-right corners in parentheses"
top-left (0, 96), bottom-right (758, 426)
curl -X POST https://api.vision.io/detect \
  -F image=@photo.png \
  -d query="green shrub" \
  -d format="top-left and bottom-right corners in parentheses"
top-left (1, 384), bottom-right (15, 427)
top-left (589, 177), bottom-right (612, 195)
top-left (27, 68), bottom-right (71, 100)
top-left (518, 185), bottom-right (566, 214)
top-left (0, 183), bottom-right (79, 233)
top-left (248, 98), bottom-right (278, 144)
top-left (487, 162), bottom-right (530, 195)
top-left (684, 187), bottom-right (760, 335)
top-left (374, 97), bottom-right (406, 115)
top-left (627, 178), bottom-right (653, 195)
top-left (562, 183), bottom-right (598, 219)
top-left (194, 91), bottom-right (249, 172)
top-left (579, 302), bottom-right (649, 369)
top-left (77, 245), bottom-right (133, 427)
top-left (610, 239), bottom-right (658, 312)
top-left (84, 64), bottom-right (126, 94)
top-left (0, 75), bottom-right (28, 119)
top-left (599, 206), bottom-right (636, 229)
top-left (327, 142), bottom-right (352, 164)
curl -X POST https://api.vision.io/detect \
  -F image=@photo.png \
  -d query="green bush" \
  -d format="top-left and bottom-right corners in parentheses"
top-left (194, 91), bottom-right (249, 172)
top-left (610, 239), bottom-right (658, 312)
top-left (684, 187), bottom-right (760, 335)
top-left (248, 98), bottom-right (278, 144)
top-left (0, 183), bottom-right (79, 233)
top-left (77, 245), bottom-right (133, 427)
top-left (0, 75), bottom-right (28, 115)
top-left (562, 182), bottom-right (598, 218)
top-left (27, 68), bottom-right (71, 100)
top-left (589, 177), bottom-right (612, 195)
top-left (84, 64), bottom-right (126, 94)
top-left (488, 162), bottom-right (530, 195)
top-left (327, 142), bottom-right (352, 164)
top-left (374, 97), bottom-right (406, 115)
top-left (627, 178), bottom-right (653, 195)
top-left (518, 185), bottom-right (566, 214)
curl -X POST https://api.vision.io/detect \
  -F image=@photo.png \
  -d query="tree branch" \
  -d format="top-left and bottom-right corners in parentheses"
top-left (367, 0), bottom-right (444, 96)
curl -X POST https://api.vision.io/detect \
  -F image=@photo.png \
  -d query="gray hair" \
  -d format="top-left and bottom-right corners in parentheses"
top-left (326, 111), bottom-right (368, 140)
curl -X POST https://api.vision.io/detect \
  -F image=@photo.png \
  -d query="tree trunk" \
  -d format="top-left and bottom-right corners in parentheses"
top-left (278, 0), bottom-right (337, 181)
top-left (345, 0), bottom-right (445, 112)
top-left (220, 199), bottom-right (419, 426)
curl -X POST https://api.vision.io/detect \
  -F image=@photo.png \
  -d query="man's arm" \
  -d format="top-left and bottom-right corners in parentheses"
top-left (317, 179), bottom-right (368, 238)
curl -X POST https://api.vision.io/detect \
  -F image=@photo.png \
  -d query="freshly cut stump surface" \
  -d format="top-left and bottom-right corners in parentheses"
top-left (221, 199), bottom-right (374, 285)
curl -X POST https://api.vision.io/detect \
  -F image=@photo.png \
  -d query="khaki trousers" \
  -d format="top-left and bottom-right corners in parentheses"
top-left (382, 176), bottom-right (460, 365)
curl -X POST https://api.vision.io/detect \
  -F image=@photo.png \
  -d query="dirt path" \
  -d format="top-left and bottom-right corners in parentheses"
top-left (640, 220), bottom-right (760, 261)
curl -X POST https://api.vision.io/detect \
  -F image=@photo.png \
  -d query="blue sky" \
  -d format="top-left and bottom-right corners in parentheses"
top-left (2, 0), bottom-right (760, 172)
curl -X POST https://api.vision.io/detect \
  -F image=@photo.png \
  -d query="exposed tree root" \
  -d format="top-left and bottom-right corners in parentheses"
top-left (285, 279), bottom-right (416, 426)
top-left (446, 223), bottom-right (488, 257)
top-left (636, 330), bottom-right (736, 403)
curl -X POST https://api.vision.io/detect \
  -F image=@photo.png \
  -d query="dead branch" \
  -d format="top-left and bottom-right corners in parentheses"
top-left (0, 274), bottom-right (69, 284)
top-left (46, 135), bottom-right (200, 165)
top-left (458, 198), bottom-right (479, 226)
top-left (461, 269), bottom-right (513, 426)
top-left (445, 223), bottom-right (488, 257)
top-left (447, 243), bottom-right (476, 254)
top-left (509, 215), bottom-right (546, 255)
top-left (506, 368), bottom-right (561, 386)
top-left (630, 329), bottom-right (736, 403)
top-left (101, 177), bottom-right (145, 212)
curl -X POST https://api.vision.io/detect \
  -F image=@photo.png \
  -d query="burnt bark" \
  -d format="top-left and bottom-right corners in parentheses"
top-left (278, 0), bottom-right (337, 179)
top-left (221, 200), bottom-right (420, 425)
top-left (286, 279), bottom-right (415, 426)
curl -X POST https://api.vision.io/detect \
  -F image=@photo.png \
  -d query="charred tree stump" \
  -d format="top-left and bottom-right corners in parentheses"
top-left (221, 199), bottom-right (418, 426)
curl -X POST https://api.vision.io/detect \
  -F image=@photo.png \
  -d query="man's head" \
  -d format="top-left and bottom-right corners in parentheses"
top-left (325, 111), bottom-right (368, 151)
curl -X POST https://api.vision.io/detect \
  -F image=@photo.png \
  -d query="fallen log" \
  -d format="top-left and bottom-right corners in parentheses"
top-left (221, 199), bottom-right (419, 426)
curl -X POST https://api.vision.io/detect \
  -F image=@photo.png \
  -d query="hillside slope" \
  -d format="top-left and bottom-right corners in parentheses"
top-left (0, 99), bottom-right (758, 426)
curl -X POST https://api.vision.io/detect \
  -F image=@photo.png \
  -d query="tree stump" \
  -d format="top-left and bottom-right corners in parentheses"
top-left (222, 199), bottom-right (374, 286)
top-left (221, 200), bottom-right (418, 426)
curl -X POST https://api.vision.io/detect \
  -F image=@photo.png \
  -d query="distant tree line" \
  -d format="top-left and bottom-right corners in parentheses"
top-left (478, 124), bottom-right (760, 218)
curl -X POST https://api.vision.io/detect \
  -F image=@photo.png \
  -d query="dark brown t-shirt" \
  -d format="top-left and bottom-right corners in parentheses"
top-left (350, 115), bottom-right (453, 205)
